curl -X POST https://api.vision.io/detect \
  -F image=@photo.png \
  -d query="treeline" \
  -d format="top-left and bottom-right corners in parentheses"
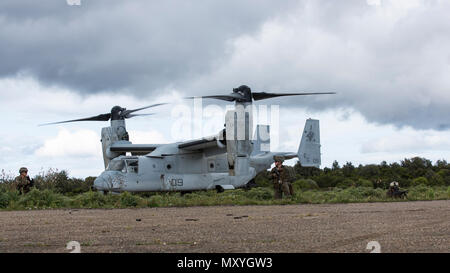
top-left (0, 157), bottom-right (449, 209)
top-left (256, 157), bottom-right (450, 189)
top-left (1, 157), bottom-right (450, 196)
top-left (0, 169), bottom-right (95, 196)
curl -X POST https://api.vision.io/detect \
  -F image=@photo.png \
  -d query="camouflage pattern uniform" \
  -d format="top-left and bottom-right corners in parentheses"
top-left (15, 167), bottom-right (33, 194)
top-left (270, 157), bottom-right (294, 199)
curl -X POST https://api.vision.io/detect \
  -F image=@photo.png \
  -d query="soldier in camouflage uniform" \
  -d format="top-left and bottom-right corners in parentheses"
top-left (270, 156), bottom-right (294, 199)
top-left (14, 167), bottom-right (34, 194)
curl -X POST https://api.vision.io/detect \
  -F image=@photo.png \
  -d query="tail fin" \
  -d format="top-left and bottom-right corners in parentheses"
top-left (252, 125), bottom-right (270, 156)
top-left (298, 119), bottom-right (321, 167)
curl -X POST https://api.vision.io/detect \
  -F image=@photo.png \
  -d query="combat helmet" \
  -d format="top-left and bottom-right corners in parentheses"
top-left (273, 156), bottom-right (285, 163)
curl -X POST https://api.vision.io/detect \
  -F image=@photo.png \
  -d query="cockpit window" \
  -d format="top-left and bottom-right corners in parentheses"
top-left (107, 160), bottom-right (125, 171)
top-left (125, 160), bottom-right (139, 173)
top-left (107, 158), bottom-right (138, 173)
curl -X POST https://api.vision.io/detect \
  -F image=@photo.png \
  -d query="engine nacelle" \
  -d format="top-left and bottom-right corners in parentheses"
top-left (101, 120), bottom-right (132, 169)
top-left (225, 103), bottom-right (253, 176)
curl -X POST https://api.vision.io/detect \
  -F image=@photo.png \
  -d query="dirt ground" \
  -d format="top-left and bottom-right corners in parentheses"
top-left (0, 200), bottom-right (448, 253)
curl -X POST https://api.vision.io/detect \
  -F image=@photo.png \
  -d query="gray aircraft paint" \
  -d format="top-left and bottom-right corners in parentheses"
top-left (94, 119), bottom-right (321, 193)
top-left (251, 124), bottom-right (270, 156)
top-left (40, 88), bottom-right (331, 193)
top-left (41, 86), bottom-right (330, 193)
top-left (249, 122), bottom-right (321, 174)
top-left (298, 119), bottom-right (321, 167)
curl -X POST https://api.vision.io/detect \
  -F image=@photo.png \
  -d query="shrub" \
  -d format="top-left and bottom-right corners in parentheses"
top-left (399, 179), bottom-right (412, 188)
top-left (411, 177), bottom-right (429, 186)
top-left (409, 184), bottom-right (429, 193)
top-left (72, 191), bottom-right (109, 208)
top-left (119, 192), bottom-right (140, 207)
top-left (242, 187), bottom-right (273, 200)
top-left (314, 174), bottom-right (344, 188)
top-left (148, 195), bottom-right (163, 207)
top-left (33, 169), bottom-right (93, 195)
top-left (425, 170), bottom-right (444, 186)
top-left (254, 172), bottom-right (271, 187)
top-left (437, 169), bottom-right (450, 186)
top-left (0, 192), bottom-right (8, 208)
top-left (336, 178), bottom-right (356, 189)
top-left (292, 179), bottom-right (319, 191)
top-left (356, 179), bottom-right (373, 188)
top-left (18, 189), bottom-right (69, 209)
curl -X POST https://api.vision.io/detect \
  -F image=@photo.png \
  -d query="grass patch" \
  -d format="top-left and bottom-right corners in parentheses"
top-left (0, 186), bottom-right (448, 211)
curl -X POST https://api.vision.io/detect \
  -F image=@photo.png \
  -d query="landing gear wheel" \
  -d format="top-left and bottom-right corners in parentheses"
top-left (216, 186), bottom-right (225, 193)
top-left (244, 179), bottom-right (257, 191)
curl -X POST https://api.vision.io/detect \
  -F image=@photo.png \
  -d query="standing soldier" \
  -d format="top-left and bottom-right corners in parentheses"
top-left (270, 156), bottom-right (293, 199)
top-left (15, 167), bottom-right (34, 194)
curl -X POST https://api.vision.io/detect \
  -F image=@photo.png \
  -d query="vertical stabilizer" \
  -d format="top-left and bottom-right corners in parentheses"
top-left (298, 119), bottom-right (321, 167)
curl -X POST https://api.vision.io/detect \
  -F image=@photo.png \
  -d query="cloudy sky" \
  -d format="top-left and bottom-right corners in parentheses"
top-left (1, 0), bottom-right (450, 178)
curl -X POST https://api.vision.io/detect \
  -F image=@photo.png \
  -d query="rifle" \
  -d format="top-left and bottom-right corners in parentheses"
top-left (27, 176), bottom-right (35, 187)
top-left (274, 168), bottom-right (282, 185)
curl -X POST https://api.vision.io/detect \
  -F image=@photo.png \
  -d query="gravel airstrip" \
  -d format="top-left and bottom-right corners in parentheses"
top-left (0, 200), bottom-right (448, 253)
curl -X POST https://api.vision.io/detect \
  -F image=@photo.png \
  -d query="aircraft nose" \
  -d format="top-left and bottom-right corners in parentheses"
top-left (93, 175), bottom-right (108, 190)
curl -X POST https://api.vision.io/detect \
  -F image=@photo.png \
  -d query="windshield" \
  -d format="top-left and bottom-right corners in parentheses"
top-left (126, 160), bottom-right (139, 173)
top-left (107, 160), bottom-right (125, 171)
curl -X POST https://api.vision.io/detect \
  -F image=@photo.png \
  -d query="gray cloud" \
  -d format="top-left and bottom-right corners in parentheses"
top-left (0, 0), bottom-right (297, 92)
top-left (1, 0), bottom-right (450, 130)
top-left (181, 0), bottom-right (450, 130)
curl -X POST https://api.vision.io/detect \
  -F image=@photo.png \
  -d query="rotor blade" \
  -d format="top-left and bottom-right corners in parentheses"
top-left (39, 113), bottom-right (111, 126)
top-left (252, 92), bottom-right (336, 101)
top-left (125, 113), bottom-right (156, 118)
top-left (122, 103), bottom-right (168, 116)
top-left (184, 93), bottom-right (243, 102)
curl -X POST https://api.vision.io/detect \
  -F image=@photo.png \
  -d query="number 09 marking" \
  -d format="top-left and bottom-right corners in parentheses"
top-left (169, 178), bottom-right (183, 187)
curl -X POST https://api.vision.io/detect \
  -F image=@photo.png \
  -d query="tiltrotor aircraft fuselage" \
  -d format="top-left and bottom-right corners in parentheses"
top-left (42, 85), bottom-right (332, 193)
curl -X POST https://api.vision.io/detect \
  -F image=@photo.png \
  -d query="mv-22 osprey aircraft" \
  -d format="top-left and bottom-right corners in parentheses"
top-left (42, 85), bottom-right (334, 193)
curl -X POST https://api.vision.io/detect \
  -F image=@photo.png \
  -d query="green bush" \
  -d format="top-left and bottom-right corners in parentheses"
top-left (0, 192), bottom-right (9, 208)
top-left (119, 192), bottom-right (140, 207)
top-left (411, 177), bottom-right (429, 186)
top-left (357, 179), bottom-right (373, 188)
top-left (254, 172), bottom-right (271, 187)
top-left (32, 169), bottom-right (93, 195)
top-left (314, 174), bottom-right (343, 188)
top-left (18, 189), bottom-right (69, 209)
top-left (72, 191), bottom-right (109, 208)
top-left (5, 190), bottom-right (20, 203)
top-left (242, 187), bottom-right (273, 200)
top-left (292, 179), bottom-right (319, 191)
top-left (437, 169), bottom-right (450, 186)
top-left (148, 195), bottom-right (163, 207)
top-left (425, 170), bottom-right (444, 186)
top-left (407, 185), bottom-right (438, 200)
top-left (399, 179), bottom-right (412, 188)
top-left (409, 184), bottom-right (429, 193)
top-left (336, 178), bottom-right (356, 189)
